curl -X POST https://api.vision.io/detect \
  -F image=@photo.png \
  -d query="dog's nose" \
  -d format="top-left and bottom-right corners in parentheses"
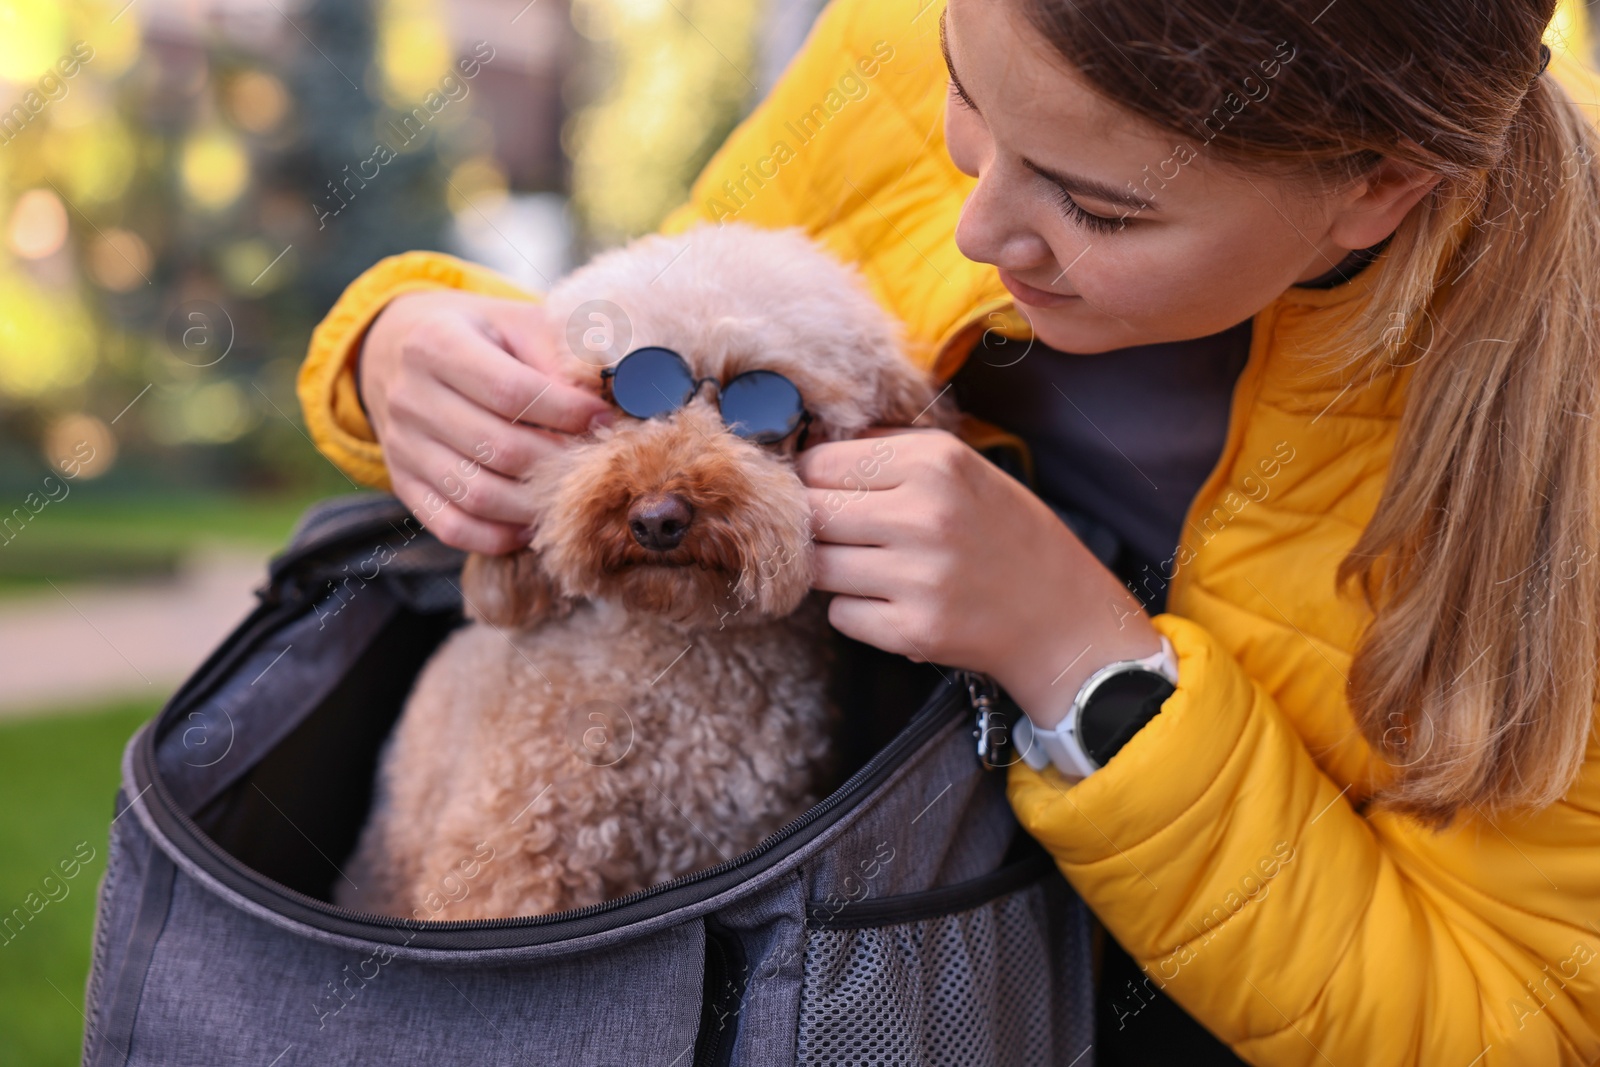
top-left (628, 493), bottom-right (694, 551)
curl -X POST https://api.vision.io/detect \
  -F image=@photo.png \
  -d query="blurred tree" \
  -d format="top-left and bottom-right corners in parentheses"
top-left (566, 0), bottom-right (765, 248)
top-left (0, 0), bottom-right (776, 497)
top-left (0, 0), bottom-right (470, 497)
top-left (0, 1), bottom-right (139, 484)
top-left (279, 0), bottom-right (452, 308)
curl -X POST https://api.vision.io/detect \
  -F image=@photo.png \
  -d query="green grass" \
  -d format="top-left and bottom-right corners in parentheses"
top-left (0, 700), bottom-right (163, 1067)
top-left (0, 494), bottom-right (324, 596)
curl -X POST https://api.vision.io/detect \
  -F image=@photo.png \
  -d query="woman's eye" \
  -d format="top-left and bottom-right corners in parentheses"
top-left (947, 79), bottom-right (977, 110)
top-left (1052, 187), bottom-right (1128, 234)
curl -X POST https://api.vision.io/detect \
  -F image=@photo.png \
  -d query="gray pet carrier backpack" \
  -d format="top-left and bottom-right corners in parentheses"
top-left (85, 493), bottom-right (1094, 1066)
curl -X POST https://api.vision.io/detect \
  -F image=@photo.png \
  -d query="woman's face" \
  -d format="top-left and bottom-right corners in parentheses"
top-left (943, 0), bottom-right (1376, 352)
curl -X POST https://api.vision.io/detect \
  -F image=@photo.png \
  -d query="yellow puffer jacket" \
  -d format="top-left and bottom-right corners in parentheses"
top-left (297, 1), bottom-right (1600, 1062)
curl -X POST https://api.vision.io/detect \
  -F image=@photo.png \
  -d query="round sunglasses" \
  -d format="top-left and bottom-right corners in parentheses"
top-left (600, 346), bottom-right (813, 446)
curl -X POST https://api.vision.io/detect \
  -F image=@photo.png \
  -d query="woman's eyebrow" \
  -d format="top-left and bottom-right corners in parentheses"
top-left (1024, 159), bottom-right (1156, 213)
top-left (938, 11), bottom-right (978, 111)
top-left (940, 9), bottom-right (1156, 216)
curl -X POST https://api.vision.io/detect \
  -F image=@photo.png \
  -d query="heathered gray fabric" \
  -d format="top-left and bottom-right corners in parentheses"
top-left (85, 495), bottom-right (1095, 1065)
top-left (83, 810), bottom-right (156, 1067)
top-left (129, 844), bottom-right (705, 1065)
top-left (96, 720), bottom-right (1092, 1065)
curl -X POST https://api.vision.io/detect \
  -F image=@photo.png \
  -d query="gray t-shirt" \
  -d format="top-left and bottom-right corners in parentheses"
top-left (954, 318), bottom-right (1249, 608)
top-left (951, 244), bottom-right (1381, 613)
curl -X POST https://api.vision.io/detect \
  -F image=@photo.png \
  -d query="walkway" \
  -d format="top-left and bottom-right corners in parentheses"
top-left (0, 548), bottom-right (265, 718)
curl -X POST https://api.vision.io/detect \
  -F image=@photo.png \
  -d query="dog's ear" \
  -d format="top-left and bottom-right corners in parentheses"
top-left (459, 549), bottom-right (565, 628)
top-left (871, 351), bottom-right (958, 434)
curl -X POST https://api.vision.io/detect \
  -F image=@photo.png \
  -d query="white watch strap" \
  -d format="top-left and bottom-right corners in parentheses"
top-left (1015, 714), bottom-right (1099, 778)
top-left (1131, 636), bottom-right (1180, 685)
top-left (1017, 636), bottom-right (1178, 779)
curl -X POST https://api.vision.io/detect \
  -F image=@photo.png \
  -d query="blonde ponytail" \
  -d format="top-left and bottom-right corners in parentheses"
top-left (1335, 73), bottom-right (1600, 821)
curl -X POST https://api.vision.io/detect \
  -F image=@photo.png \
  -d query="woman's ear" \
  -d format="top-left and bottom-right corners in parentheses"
top-left (459, 549), bottom-right (565, 628)
top-left (1326, 156), bottom-right (1443, 251)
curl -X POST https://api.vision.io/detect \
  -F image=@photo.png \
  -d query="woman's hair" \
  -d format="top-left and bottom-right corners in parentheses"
top-left (1022, 0), bottom-right (1600, 823)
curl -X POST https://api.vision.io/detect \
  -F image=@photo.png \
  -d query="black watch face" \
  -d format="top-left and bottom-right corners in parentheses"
top-left (1079, 670), bottom-right (1175, 765)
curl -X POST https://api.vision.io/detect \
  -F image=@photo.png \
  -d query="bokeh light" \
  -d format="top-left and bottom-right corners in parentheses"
top-left (42, 115), bottom-right (137, 204)
top-left (445, 155), bottom-right (509, 214)
top-left (149, 379), bottom-right (260, 445)
top-left (74, 3), bottom-right (142, 80)
top-left (47, 78), bottom-right (107, 130)
top-left (0, 270), bottom-right (95, 397)
top-left (219, 238), bottom-right (294, 294)
top-left (0, 3), bottom-right (66, 84)
top-left (87, 228), bottom-right (152, 292)
top-left (185, 379), bottom-right (258, 443)
top-left (226, 70), bottom-right (291, 134)
top-left (567, 0), bottom-right (763, 242)
top-left (42, 412), bottom-right (117, 479)
top-left (6, 188), bottom-right (68, 260)
top-left (180, 128), bottom-right (250, 211)
top-left (376, 0), bottom-right (453, 104)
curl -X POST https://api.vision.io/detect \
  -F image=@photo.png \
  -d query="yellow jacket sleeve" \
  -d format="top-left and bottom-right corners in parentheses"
top-left (1010, 613), bottom-right (1600, 1065)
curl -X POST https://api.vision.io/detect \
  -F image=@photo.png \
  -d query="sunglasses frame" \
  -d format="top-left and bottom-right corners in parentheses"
top-left (600, 346), bottom-right (814, 447)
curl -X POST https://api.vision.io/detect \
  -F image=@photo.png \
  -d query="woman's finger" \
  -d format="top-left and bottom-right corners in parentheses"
top-left (795, 436), bottom-right (908, 491)
top-left (825, 594), bottom-right (920, 661)
top-left (390, 471), bottom-right (528, 556)
top-left (485, 300), bottom-right (568, 372)
top-left (806, 487), bottom-right (898, 544)
top-left (420, 319), bottom-right (611, 434)
top-left (811, 543), bottom-right (897, 599)
top-left (388, 431), bottom-right (540, 527)
top-left (395, 381), bottom-right (568, 479)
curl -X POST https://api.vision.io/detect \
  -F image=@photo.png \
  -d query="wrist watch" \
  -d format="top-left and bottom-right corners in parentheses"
top-left (1015, 636), bottom-right (1179, 780)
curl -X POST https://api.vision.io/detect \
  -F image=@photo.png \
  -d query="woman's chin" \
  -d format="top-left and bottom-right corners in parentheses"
top-left (1024, 306), bottom-right (1136, 355)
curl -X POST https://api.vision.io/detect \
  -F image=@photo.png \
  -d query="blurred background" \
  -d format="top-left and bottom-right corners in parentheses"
top-left (2, 0), bottom-right (1598, 1062)
top-left (0, 0), bottom-right (825, 1061)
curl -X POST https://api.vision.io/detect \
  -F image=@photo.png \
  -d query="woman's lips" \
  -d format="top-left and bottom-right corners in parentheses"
top-left (997, 268), bottom-right (1078, 309)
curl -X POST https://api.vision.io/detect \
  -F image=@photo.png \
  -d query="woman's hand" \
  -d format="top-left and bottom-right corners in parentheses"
top-left (798, 428), bottom-right (1163, 728)
top-left (358, 290), bottom-right (613, 554)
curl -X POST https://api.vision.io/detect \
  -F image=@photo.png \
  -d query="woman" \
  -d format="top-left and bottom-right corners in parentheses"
top-left (298, 0), bottom-right (1600, 1060)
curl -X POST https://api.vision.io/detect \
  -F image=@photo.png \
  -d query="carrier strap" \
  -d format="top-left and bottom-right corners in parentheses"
top-left (89, 815), bottom-right (176, 1067)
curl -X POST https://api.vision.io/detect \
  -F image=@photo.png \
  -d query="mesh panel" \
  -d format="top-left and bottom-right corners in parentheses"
top-left (797, 882), bottom-right (1087, 1066)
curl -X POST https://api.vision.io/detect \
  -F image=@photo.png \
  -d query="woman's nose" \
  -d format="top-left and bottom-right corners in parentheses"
top-left (955, 172), bottom-right (1058, 275)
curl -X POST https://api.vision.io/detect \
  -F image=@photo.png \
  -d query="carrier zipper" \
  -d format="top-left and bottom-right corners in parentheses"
top-left (132, 661), bottom-right (967, 950)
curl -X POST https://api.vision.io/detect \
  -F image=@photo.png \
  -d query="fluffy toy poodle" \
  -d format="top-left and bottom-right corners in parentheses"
top-left (340, 224), bottom-right (942, 921)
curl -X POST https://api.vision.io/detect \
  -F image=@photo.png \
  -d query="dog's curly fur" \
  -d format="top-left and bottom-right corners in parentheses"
top-left (340, 225), bottom-right (941, 920)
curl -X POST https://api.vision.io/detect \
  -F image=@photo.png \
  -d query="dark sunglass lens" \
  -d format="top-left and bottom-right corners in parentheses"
top-left (611, 347), bottom-right (696, 419)
top-left (720, 371), bottom-right (804, 442)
